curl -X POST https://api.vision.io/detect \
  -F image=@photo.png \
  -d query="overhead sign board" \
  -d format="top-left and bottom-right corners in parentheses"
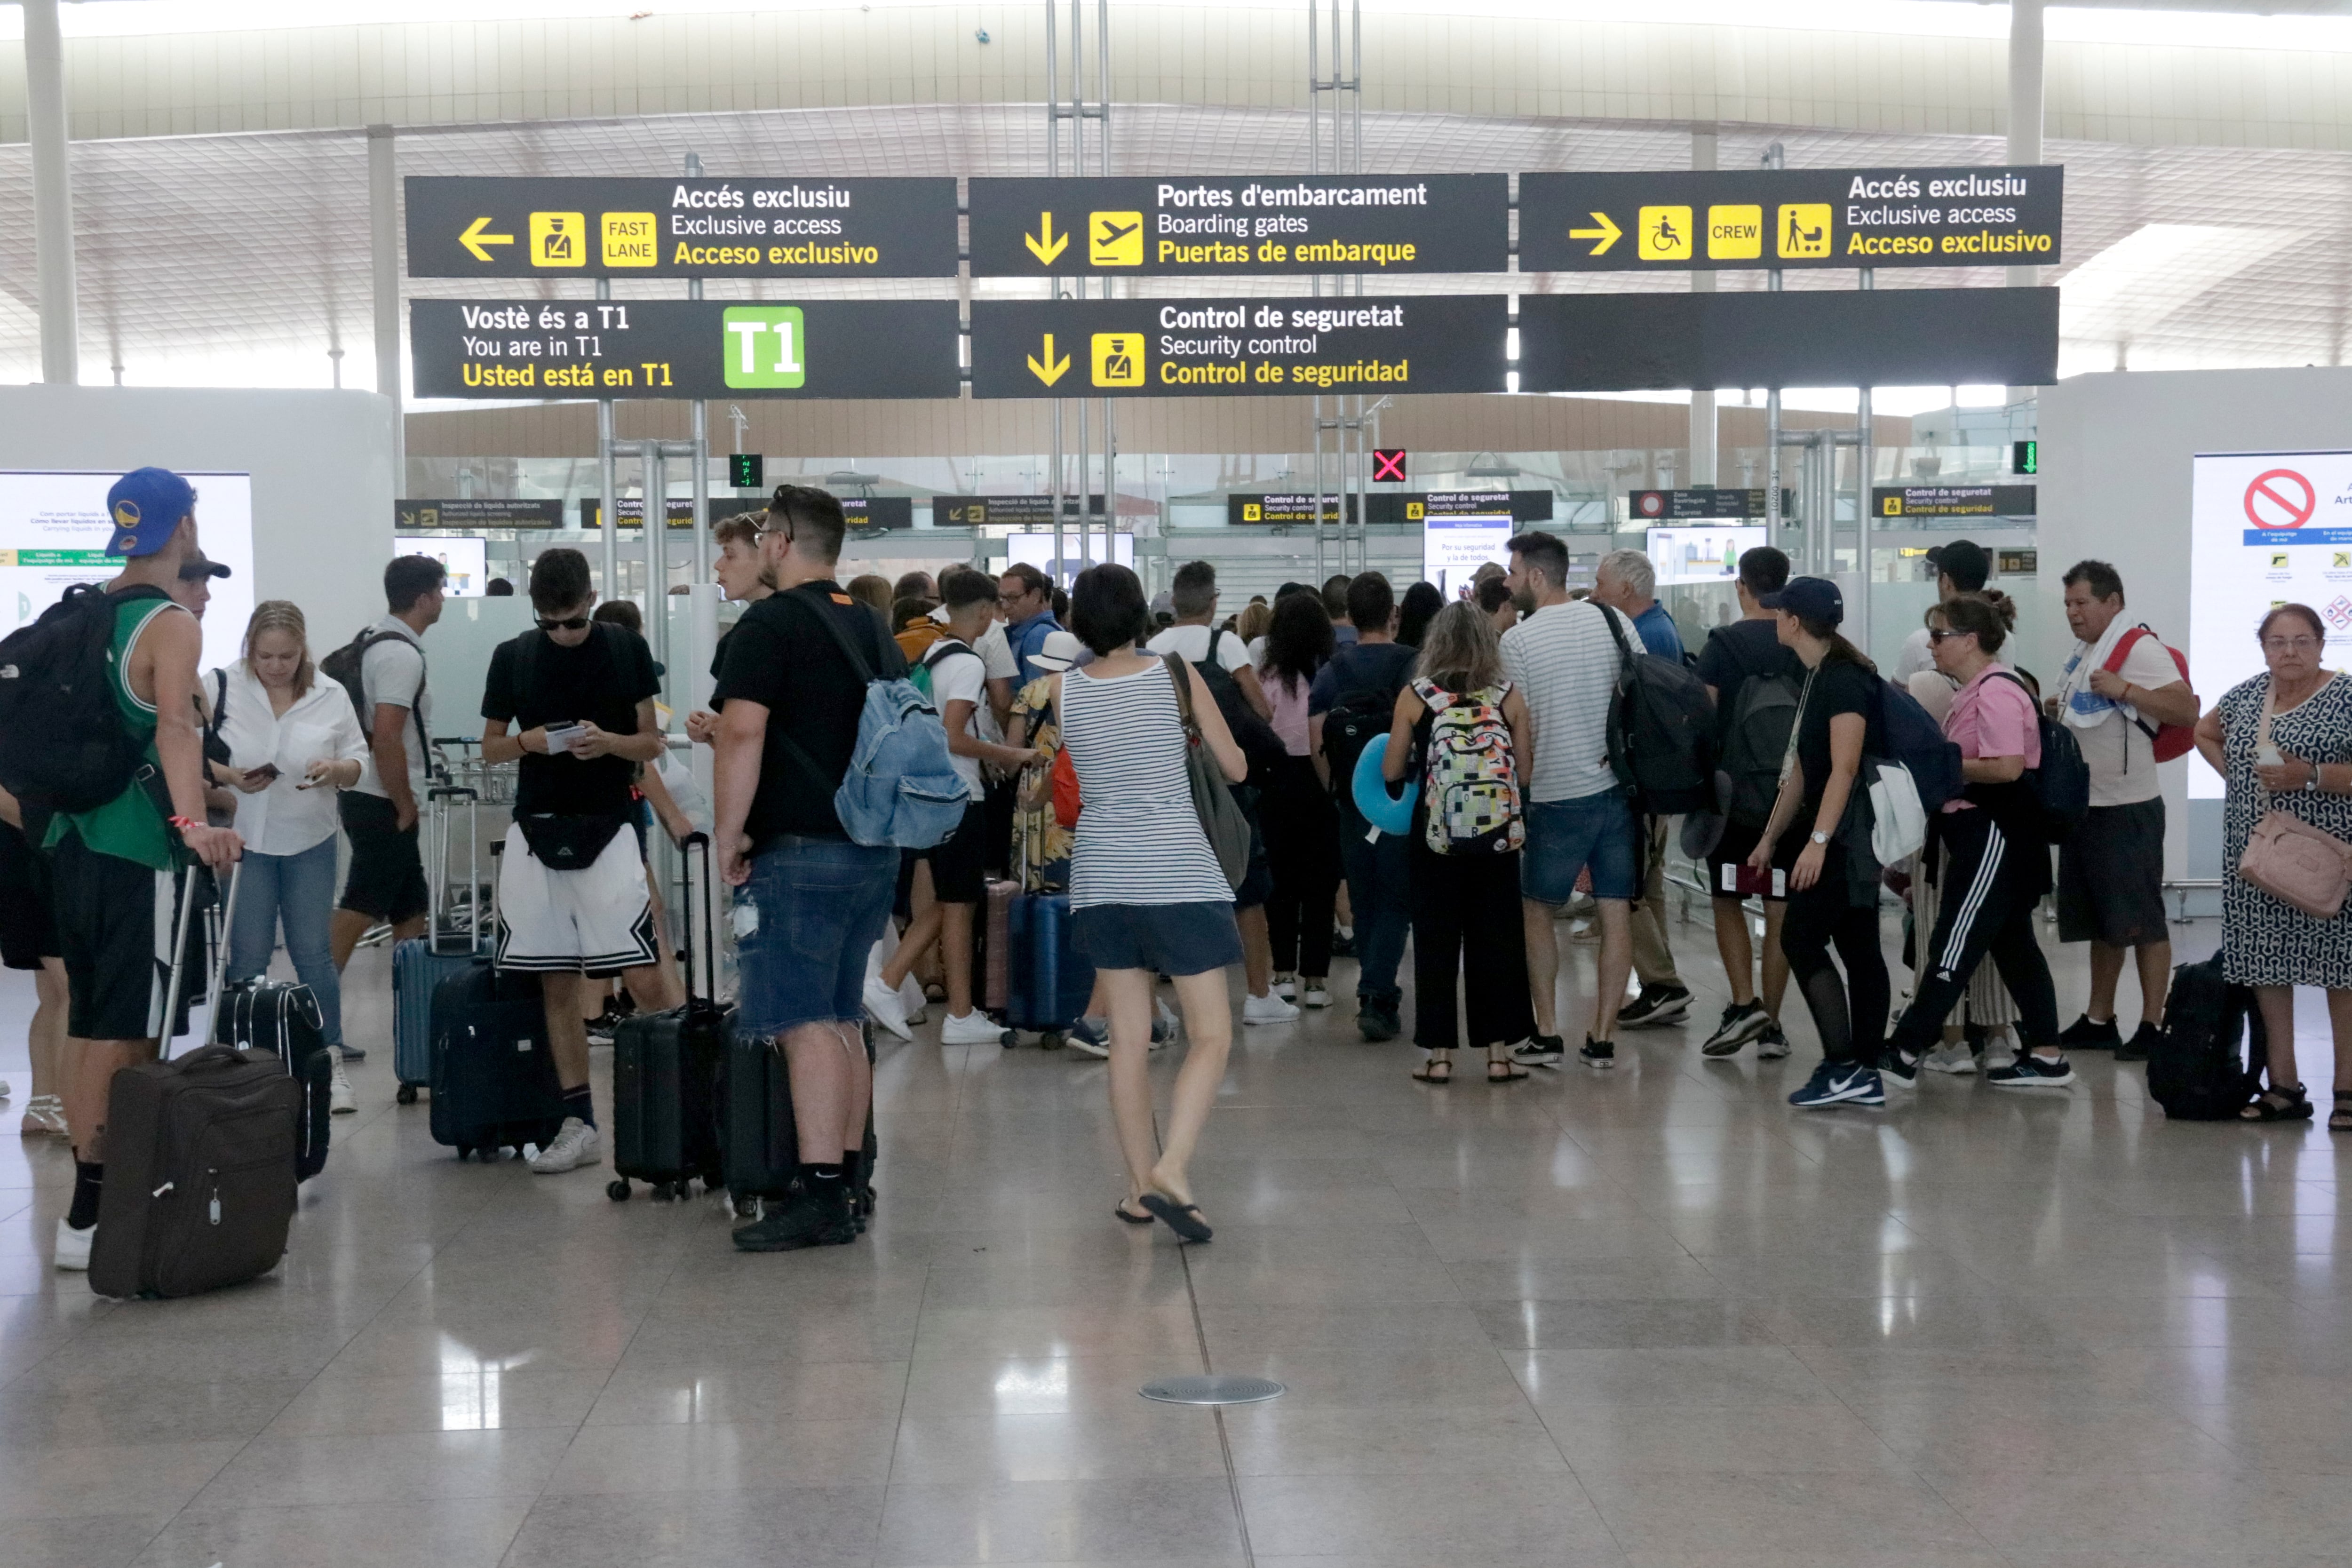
top-left (397, 497), bottom-right (563, 530)
top-left (581, 495), bottom-right (912, 531)
top-left (968, 176), bottom-right (1507, 277)
top-left (930, 495), bottom-right (1104, 528)
top-left (1518, 288), bottom-right (2059, 392)
top-left (411, 300), bottom-right (962, 400)
top-left (1520, 166), bottom-right (2063, 272)
top-left (1228, 494), bottom-right (1360, 526)
top-left (842, 498), bottom-right (914, 533)
top-left (969, 296), bottom-right (1507, 399)
top-left (405, 177), bottom-right (959, 279)
top-left (1873, 485), bottom-right (2039, 518)
top-left (1630, 488), bottom-right (1783, 521)
top-left (1366, 491), bottom-right (1556, 525)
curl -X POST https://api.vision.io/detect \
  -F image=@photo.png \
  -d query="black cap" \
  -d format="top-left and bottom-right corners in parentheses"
top-left (1758, 575), bottom-right (1843, 626)
top-left (178, 552), bottom-right (230, 581)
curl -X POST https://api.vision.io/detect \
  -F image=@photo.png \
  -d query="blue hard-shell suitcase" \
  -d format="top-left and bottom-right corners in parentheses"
top-left (393, 786), bottom-right (486, 1101)
top-left (1004, 892), bottom-right (1094, 1040)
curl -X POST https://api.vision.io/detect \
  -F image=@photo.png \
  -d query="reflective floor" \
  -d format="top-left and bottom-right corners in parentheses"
top-left (6, 905), bottom-right (2352, 1568)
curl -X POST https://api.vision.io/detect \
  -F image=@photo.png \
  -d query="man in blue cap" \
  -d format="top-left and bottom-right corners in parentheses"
top-left (45, 468), bottom-right (244, 1273)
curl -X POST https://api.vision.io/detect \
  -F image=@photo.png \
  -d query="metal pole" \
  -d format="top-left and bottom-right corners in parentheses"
top-left (368, 125), bottom-right (404, 486)
top-left (640, 440), bottom-right (668, 681)
top-left (685, 152), bottom-right (709, 588)
top-left (1076, 394), bottom-right (1090, 578)
top-left (1762, 141), bottom-right (1784, 554)
top-left (1051, 401), bottom-right (1065, 584)
top-left (1856, 268), bottom-right (1875, 655)
top-left (597, 279), bottom-right (617, 602)
top-left (25, 0), bottom-right (78, 383)
top-left (1098, 0), bottom-right (1114, 580)
top-left (2008, 0), bottom-right (2045, 291)
top-left (1688, 126), bottom-right (1717, 488)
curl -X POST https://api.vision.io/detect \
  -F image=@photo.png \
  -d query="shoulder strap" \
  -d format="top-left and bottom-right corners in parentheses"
top-left (1597, 602), bottom-right (1637, 684)
top-left (1160, 651), bottom-right (1198, 732)
top-left (792, 585), bottom-right (878, 685)
top-left (2102, 626), bottom-right (2150, 672)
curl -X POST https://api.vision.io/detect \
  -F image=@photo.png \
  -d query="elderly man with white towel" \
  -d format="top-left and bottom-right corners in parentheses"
top-left (2050, 559), bottom-right (2202, 1061)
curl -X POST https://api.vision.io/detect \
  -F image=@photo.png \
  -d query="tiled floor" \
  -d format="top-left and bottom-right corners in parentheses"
top-left (3, 903), bottom-right (2350, 1568)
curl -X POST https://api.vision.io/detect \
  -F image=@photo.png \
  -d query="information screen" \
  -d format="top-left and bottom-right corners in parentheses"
top-left (414, 536), bottom-right (489, 597)
top-left (2188, 450), bottom-right (2352, 800)
top-left (1647, 526), bottom-right (1765, 587)
top-left (1006, 531), bottom-right (1133, 586)
top-left (1421, 507), bottom-right (1516, 600)
top-left (0, 470), bottom-right (254, 671)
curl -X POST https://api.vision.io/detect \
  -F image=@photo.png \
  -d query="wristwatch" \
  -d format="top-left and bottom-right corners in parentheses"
top-left (1810, 829), bottom-right (1830, 846)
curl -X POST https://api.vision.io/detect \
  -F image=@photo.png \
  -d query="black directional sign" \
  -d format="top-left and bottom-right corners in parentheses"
top-left (1521, 166), bottom-right (2063, 272)
top-left (1517, 288), bottom-right (2060, 392)
top-left (969, 296), bottom-right (1507, 399)
top-left (1872, 486), bottom-right (2039, 519)
top-left (968, 176), bottom-right (1507, 277)
top-left (403, 177), bottom-right (959, 279)
top-left (410, 300), bottom-right (962, 400)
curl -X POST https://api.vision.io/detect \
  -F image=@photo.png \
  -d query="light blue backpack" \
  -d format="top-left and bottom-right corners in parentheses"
top-left (795, 594), bottom-right (969, 848)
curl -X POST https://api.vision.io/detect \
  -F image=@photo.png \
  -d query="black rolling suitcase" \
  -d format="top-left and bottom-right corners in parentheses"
top-left (213, 977), bottom-right (332, 1180)
top-left (609, 833), bottom-right (728, 1202)
top-left (723, 1018), bottom-right (879, 1225)
top-left (89, 863), bottom-right (305, 1299)
top-left (428, 841), bottom-right (565, 1161)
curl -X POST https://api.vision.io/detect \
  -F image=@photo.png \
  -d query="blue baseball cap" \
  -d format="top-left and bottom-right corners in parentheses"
top-left (1759, 575), bottom-right (1843, 626)
top-left (104, 467), bottom-right (197, 557)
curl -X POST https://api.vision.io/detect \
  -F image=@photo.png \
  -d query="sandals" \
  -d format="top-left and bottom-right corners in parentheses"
top-left (2242, 1083), bottom-right (2314, 1122)
top-left (1138, 1191), bottom-right (1214, 1243)
top-left (1114, 1200), bottom-right (1154, 1225)
top-left (1486, 1059), bottom-right (1530, 1083)
top-left (2331, 1090), bottom-right (2352, 1132)
top-left (1412, 1056), bottom-right (1454, 1085)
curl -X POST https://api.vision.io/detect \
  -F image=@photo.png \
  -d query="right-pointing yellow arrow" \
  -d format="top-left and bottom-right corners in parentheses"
top-left (1569, 211), bottom-right (1621, 257)
top-left (1025, 213), bottom-right (1069, 265)
top-left (460, 215), bottom-right (515, 263)
top-left (1026, 334), bottom-right (1071, 387)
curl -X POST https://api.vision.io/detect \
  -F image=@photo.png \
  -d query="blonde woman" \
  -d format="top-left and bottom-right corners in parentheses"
top-left (212, 602), bottom-right (369, 1112)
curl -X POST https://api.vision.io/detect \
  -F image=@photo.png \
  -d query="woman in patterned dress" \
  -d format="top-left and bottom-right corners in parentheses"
top-left (2194, 603), bottom-right (2352, 1126)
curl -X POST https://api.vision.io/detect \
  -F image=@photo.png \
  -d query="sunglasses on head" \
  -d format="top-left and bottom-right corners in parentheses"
top-left (537, 615), bottom-right (591, 632)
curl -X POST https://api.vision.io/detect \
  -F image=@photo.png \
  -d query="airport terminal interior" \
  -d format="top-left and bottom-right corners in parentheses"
top-left (5, 1), bottom-right (2352, 1564)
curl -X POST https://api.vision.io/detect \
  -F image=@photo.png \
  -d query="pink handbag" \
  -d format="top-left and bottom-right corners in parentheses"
top-left (2238, 689), bottom-right (2352, 918)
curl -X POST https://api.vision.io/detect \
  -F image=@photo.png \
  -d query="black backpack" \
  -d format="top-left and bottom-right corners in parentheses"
top-left (319, 625), bottom-right (427, 760)
top-left (1718, 672), bottom-right (1800, 827)
top-left (1600, 607), bottom-right (1717, 815)
top-left (2148, 955), bottom-right (2263, 1120)
top-left (0, 582), bottom-right (170, 814)
top-left (1989, 671), bottom-right (2090, 843)
top-left (1186, 630), bottom-right (1285, 787)
top-left (1321, 649), bottom-right (1406, 793)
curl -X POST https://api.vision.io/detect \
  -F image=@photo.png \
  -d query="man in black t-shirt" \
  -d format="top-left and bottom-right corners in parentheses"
top-left (480, 548), bottom-right (680, 1177)
top-left (712, 486), bottom-right (906, 1253)
top-left (1691, 546), bottom-right (1802, 1060)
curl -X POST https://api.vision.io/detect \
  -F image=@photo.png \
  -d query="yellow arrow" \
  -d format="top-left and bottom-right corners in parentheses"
top-left (1025, 212), bottom-right (1069, 265)
top-left (1026, 334), bottom-right (1070, 387)
top-left (460, 215), bottom-right (515, 263)
top-left (1569, 210), bottom-right (1621, 257)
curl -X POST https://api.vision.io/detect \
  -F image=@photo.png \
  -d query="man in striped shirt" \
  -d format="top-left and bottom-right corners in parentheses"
top-left (1498, 531), bottom-right (1644, 1070)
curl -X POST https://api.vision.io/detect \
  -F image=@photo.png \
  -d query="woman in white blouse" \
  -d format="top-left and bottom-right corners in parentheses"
top-left (211, 602), bottom-right (369, 1112)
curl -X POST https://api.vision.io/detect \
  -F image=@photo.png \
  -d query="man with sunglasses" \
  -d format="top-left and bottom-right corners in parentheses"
top-left (479, 548), bottom-right (680, 1175)
top-left (711, 485), bottom-right (906, 1251)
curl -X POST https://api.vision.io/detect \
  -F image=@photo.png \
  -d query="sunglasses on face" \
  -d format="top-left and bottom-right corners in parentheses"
top-left (1927, 628), bottom-right (1970, 643)
top-left (537, 615), bottom-right (591, 632)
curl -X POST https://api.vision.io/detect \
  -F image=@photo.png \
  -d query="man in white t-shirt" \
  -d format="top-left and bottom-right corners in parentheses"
top-left (328, 555), bottom-right (445, 1057)
top-left (2050, 559), bottom-right (2199, 1061)
top-left (869, 569), bottom-right (1038, 1045)
top-left (1499, 532), bottom-right (1645, 1070)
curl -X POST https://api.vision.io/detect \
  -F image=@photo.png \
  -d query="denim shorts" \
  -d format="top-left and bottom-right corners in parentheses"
top-left (1520, 791), bottom-right (1638, 904)
top-left (1074, 901), bottom-right (1244, 978)
top-left (736, 836), bottom-right (898, 1039)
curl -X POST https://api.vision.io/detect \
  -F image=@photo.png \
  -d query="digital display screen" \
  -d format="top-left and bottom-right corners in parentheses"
top-left (1421, 510), bottom-right (1516, 600)
top-left (414, 536), bottom-right (490, 597)
top-left (1646, 526), bottom-right (1766, 587)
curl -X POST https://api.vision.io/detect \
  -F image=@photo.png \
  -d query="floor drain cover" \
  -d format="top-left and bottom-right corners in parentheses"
top-left (1139, 1375), bottom-right (1287, 1406)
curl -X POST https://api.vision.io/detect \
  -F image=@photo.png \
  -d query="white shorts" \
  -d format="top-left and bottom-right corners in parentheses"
top-left (494, 822), bottom-right (658, 977)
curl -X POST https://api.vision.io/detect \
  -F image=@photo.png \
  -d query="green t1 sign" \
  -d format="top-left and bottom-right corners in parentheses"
top-left (724, 306), bottom-right (807, 389)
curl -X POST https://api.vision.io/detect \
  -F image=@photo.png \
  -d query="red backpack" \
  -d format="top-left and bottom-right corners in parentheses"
top-left (2104, 625), bottom-right (2194, 762)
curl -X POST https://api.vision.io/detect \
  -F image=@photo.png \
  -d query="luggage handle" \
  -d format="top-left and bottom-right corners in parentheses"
top-left (425, 784), bottom-right (484, 957)
top-left (677, 830), bottom-right (716, 1006)
top-left (159, 859), bottom-right (240, 1063)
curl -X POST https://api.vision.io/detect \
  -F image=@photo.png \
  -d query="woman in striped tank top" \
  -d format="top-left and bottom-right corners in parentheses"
top-left (1053, 565), bottom-right (1246, 1242)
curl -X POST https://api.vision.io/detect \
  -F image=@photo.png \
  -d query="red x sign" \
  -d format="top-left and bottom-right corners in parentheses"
top-left (1372, 448), bottom-right (1407, 483)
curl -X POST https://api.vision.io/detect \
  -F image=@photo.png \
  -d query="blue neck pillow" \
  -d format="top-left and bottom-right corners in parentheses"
top-left (1351, 733), bottom-right (1417, 836)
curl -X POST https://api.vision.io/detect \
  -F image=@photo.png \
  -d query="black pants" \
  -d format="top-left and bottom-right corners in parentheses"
top-left (1262, 757), bottom-right (1341, 977)
top-left (1410, 843), bottom-right (1534, 1051)
top-left (1780, 844), bottom-right (1890, 1065)
top-left (1891, 809), bottom-right (2060, 1057)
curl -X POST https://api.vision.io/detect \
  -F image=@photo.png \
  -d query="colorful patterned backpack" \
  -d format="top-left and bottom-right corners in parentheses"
top-left (1414, 677), bottom-right (1523, 855)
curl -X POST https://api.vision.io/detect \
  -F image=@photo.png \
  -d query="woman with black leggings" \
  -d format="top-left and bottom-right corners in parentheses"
top-left (1746, 577), bottom-right (1892, 1109)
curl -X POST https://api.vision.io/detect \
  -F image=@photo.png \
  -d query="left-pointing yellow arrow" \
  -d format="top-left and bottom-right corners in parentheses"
top-left (1026, 334), bottom-right (1071, 387)
top-left (460, 215), bottom-right (515, 263)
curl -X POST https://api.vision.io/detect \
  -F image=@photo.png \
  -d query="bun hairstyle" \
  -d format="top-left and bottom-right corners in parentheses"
top-left (1939, 592), bottom-right (2009, 655)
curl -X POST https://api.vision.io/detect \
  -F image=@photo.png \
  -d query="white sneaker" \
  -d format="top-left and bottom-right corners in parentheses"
top-left (898, 973), bottom-right (928, 1027)
top-left (19, 1095), bottom-right (67, 1138)
top-left (1923, 1043), bottom-right (1978, 1076)
top-left (54, 1218), bottom-right (92, 1271)
top-left (529, 1117), bottom-right (602, 1175)
top-left (940, 1010), bottom-right (1004, 1046)
top-left (863, 975), bottom-right (912, 1040)
top-left (1243, 992), bottom-right (1300, 1026)
top-left (1981, 1033), bottom-right (2018, 1074)
top-left (1274, 973), bottom-right (1296, 1001)
top-left (329, 1061), bottom-right (357, 1115)
top-left (1302, 981), bottom-right (1331, 1008)
top-left (1155, 999), bottom-right (1181, 1047)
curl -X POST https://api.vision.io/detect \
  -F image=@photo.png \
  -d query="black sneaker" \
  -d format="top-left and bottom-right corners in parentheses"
top-left (732, 1186), bottom-right (857, 1252)
top-left (1512, 1033), bottom-right (1567, 1068)
top-left (1331, 928), bottom-right (1357, 958)
top-left (2115, 1021), bottom-right (2160, 1063)
top-left (1618, 984), bottom-right (1692, 1029)
top-left (1756, 1022), bottom-right (1792, 1059)
top-left (1879, 1046), bottom-right (1920, 1086)
top-left (1701, 1000), bottom-right (1770, 1057)
top-left (1357, 1003), bottom-right (1400, 1043)
top-left (1988, 1052), bottom-right (2077, 1090)
top-left (2058, 1014), bottom-right (2122, 1050)
top-left (1578, 1036), bottom-right (1616, 1070)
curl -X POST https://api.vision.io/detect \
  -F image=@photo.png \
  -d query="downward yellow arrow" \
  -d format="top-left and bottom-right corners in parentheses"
top-left (460, 215), bottom-right (515, 263)
top-left (1025, 213), bottom-right (1069, 265)
top-left (1026, 334), bottom-right (1071, 387)
top-left (1569, 210), bottom-right (1621, 257)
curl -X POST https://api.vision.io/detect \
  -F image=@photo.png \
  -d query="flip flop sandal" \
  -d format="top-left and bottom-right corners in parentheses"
top-left (1412, 1060), bottom-right (1453, 1085)
top-left (1139, 1192), bottom-right (1214, 1243)
top-left (1114, 1202), bottom-right (1155, 1225)
top-left (1487, 1061), bottom-right (1531, 1083)
top-left (2330, 1090), bottom-right (2352, 1132)
top-left (2241, 1083), bottom-right (2313, 1122)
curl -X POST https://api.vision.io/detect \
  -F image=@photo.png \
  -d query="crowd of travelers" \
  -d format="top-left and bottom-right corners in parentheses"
top-left (4, 470), bottom-right (2344, 1269)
